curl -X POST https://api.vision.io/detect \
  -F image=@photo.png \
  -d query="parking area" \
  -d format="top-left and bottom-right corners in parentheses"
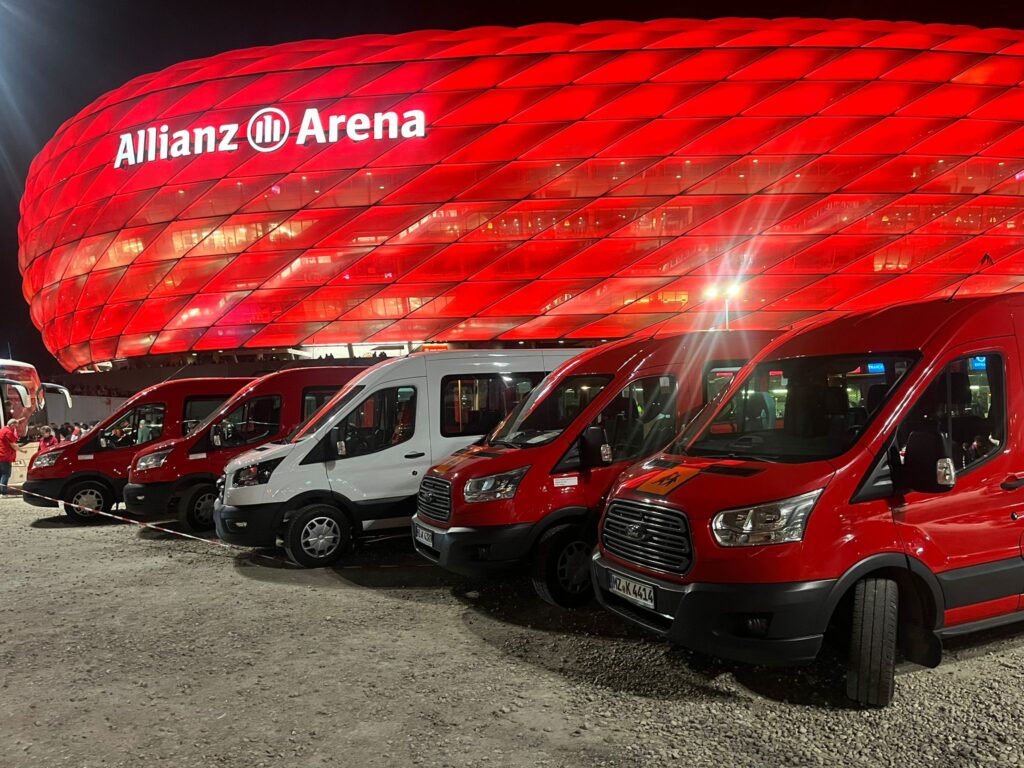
top-left (2, 496), bottom-right (1023, 768)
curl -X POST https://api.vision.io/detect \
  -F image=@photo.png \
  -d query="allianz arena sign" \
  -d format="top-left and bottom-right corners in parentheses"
top-left (114, 108), bottom-right (427, 168)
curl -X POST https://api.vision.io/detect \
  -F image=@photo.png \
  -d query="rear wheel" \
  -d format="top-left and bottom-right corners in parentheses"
top-left (532, 524), bottom-right (594, 609)
top-left (63, 481), bottom-right (113, 524)
top-left (283, 504), bottom-right (352, 568)
top-left (179, 484), bottom-right (217, 533)
top-left (846, 576), bottom-right (899, 707)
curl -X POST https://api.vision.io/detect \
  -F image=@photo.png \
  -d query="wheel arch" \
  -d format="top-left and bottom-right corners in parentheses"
top-left (825, 552), bottom-right (944, 668)
top-left (278, 490), bottom-right (358, 533)
top-left (527, 506), bottom-right (594, 550)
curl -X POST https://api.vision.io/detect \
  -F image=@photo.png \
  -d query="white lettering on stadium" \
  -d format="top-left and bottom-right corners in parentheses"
top-left (113, 107), bottom-right (426, 169)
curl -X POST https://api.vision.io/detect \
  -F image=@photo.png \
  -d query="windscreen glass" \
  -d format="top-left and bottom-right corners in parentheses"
top-left (488, 375), bottom-right (612, 448)
top-left (685, 354), bottom-right (915, 463)
top-left (290, 384), bottom-right (365, 442)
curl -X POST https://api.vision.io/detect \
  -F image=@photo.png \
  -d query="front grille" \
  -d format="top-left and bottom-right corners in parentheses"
top-left (601, 499), bottom-right (692, 576)
top-left (417, 476), bottom-right (452, 522)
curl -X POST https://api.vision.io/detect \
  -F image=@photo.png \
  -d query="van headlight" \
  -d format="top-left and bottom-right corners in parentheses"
top-left (463, 467), bottom-right (530, 503)
top-left (712, 489), bottom-right (823, 547)
top-left (135, 449), bottom-right (171, 471)
top-left (32, 450), bottom-right (63, 468)
top-left (233, 458), bottom-right (283, 487)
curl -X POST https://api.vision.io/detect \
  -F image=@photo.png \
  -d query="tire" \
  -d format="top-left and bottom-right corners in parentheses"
top-left (283, 504), bottom-right (352, 568)
top-left (531, 524), bottom-right (594, 609)
top-left (846, 576), bottom-right (899, 707)
top-left (179, 484), bottom-right (218, 533)
top-left (63, 481), bottom-right (113, 524)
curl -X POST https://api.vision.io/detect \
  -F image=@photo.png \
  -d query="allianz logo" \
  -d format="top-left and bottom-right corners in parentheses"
top-left (113, 106), bottom-right (427, 168)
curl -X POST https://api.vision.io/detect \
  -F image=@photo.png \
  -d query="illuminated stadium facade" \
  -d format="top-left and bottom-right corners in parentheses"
top-left (18, 18), bottom-right (1024, 371)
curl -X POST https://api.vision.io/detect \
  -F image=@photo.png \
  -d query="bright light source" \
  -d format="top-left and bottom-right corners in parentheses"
top-left (725, 283), bottom-right (742, 299)
top-left (703, 286), bottom-right (718, 300)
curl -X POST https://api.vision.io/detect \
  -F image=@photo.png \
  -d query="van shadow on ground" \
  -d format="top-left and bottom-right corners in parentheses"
top-left (231, 533), bottom-right (463, 595)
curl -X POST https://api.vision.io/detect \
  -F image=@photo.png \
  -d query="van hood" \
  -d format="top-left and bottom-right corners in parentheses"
top-left (136, 437), bottom-right (186, 457)
top-left (427, 442), bottom-right (535, 485)
top-left (224, 440), bottom-right (294, 474)
top-left (613, 454), bottom-right (836, 522)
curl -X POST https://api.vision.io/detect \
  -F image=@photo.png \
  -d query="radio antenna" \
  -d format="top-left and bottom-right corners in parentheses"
top-left (946, 252), bottom-right (994, 303)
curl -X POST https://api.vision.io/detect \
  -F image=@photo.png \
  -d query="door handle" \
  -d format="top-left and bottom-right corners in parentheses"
top-left (1001, 476), bottom-right (1024, 491)
top-left (404, 452), bottom-right (426, 459)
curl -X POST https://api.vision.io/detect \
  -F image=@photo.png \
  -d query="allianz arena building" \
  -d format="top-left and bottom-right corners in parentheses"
top-left (19, 17), bottom-right (1024, 371)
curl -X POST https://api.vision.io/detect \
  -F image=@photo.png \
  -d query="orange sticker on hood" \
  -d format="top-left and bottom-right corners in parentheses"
top-left (636, 466), bottom-right (701, 496)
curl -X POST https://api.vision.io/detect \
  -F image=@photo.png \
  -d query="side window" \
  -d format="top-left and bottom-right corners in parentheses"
top-left (591, 376), bottom-right (678, 463)
top-left (341, 386), bottom-right (417, 457)
top-left (101, 403), bottom-right (166, 448)
top-left (182, 397), bottom-right (227, 436)
top-left (441, 373), bottom-right (542, 438)
top-left (897, 354), bottom-right (1005, 472)
top-left (218, 396), bottom-right (282, 448)
top-left (302, 387), bottom-right (339, 421)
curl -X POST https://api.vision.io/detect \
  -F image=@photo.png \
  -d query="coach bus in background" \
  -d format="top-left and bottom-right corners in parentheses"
top-left (0, 358), bottom-right (72, 429)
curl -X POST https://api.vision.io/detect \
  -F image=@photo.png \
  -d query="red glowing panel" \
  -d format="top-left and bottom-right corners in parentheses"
top-left (22, 18), bottom-right (1024, 370)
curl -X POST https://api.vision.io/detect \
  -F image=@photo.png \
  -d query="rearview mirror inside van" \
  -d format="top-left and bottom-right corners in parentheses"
top-left (903, 431), bottom-right (956, 494)
top-left (329, 425), bottom-right (347, 458)
top-left (580, 425), bottom-right (612, 468)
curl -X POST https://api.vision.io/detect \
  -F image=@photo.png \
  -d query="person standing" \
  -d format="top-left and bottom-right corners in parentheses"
top-left (0, 417), bottom-right (24, 497)
top-left (38, 426), bottom-right (58, 453)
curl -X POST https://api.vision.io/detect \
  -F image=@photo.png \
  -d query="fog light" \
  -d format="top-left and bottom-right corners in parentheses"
top-left (234, 521), bottom-right (247, 528)
top-left (743, 616), bottom-right (770, 637)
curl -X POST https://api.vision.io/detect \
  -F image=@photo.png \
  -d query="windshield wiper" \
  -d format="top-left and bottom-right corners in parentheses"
top-left (487, 439), bottom-right (518, 449)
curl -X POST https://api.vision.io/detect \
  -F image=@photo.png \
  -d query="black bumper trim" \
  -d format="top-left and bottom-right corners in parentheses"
top-left (214, 501), bottom-right (282, 548)
top-left (411, 515), bottom-right (536, 578)
top-left (123, 482), bottom-right (175, 516)
top-left (592, 552), bottom-right (832, 666)
top-left (20, 478), bottom-right (63, 508)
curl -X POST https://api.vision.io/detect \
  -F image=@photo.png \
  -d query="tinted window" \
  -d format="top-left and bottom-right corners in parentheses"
top-left (592, 376), bottom-right (679, 463)
top-left (490, 375), bottom-right (612, 448)
top-left (183, 397), bottom-right (228, 436)
top-left (303, 387), bottom-right (340, 420)
top-left (101, 403), bottom-right (166, 449)
top-left (688, 354), bottom-right (914, 463)
top-left (897, 353), bottom-right (1005, 472)
top-left (291, 384), bottom-right (365, 442)
top-left (217, 396), bottom-right (282, 448)
top-left (441, 373), bottom-right (543, 438)
top-left (340, 386), bottom-right (416, 457)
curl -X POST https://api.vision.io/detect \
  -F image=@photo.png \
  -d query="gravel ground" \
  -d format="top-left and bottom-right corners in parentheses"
top-left (2, 494), bottom-right (1024, 768)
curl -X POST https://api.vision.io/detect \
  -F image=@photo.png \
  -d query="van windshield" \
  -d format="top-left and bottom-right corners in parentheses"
top-left (683, 353), bottom-right (915, 463)
top-left (290, 384), bottom-right (365, 442)
top-left (488, 375), bottom-right (613, 448)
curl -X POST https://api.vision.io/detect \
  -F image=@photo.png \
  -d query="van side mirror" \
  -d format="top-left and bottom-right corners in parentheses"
top-left (580, 425), bottom-right (612, 468)
top-left (903, 431), bottom-right (956, 494)
top-left (210, 423), bottom-right (223, 448)
top-left (98, 436), bottom-right (107, 449)
top-left (330, 425), bottom-right (346, 458)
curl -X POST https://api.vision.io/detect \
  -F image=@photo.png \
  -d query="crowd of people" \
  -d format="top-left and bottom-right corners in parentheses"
top-left (28, 421), bottom-right (99, 448)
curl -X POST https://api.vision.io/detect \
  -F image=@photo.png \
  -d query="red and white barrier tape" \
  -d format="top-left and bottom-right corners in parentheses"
top-left (6, 483), bottom-right (429, 570)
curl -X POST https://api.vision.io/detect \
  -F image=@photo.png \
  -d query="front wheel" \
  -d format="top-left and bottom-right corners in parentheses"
top-left (179, 484), bottom-right (218, 533)
top-left (846, 576), bottom-right (899, 707)
top-left (63, 481), bottom-right (113, 524)
top-left (531, 524), bottom-right (594, 609)
top-left (283, 505), bottom-right (352, 568)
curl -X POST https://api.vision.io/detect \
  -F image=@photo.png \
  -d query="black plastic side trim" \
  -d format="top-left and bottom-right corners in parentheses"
top-left (938, 556), bottom-right (1024, 610)
top-left (937, 610), bottom-right (1024, 639)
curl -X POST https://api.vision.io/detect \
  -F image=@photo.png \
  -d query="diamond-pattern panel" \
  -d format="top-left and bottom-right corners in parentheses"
top-left (19, 18), bottom-right (1024, 370)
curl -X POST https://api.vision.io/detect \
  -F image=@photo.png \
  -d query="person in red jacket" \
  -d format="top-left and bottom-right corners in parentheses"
top-left (38, 425), bottom-right (58, 453)
top-left (0, 418), bottom-right (25, 497)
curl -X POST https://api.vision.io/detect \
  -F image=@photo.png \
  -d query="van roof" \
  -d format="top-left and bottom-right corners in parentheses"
top-left (135, 376), bottom-right (252, 400)
top-left (554, 329), bottom-right (780, 377)
top-left (769, 294), bottom-right (1024, 360)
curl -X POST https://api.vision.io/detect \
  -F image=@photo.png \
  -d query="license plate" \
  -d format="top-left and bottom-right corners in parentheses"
top-left (414, 525), bottom-right (433, 548)
top-left (609, 572), bottom-right (656, 610)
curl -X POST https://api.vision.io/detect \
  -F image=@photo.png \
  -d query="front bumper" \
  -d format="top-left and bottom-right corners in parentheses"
top-left (214, 501), bottom-right (282, 548)
top-left (411, 514), bottom-right (535, 578)
top-left (123, 482), bottom-right (175, 516)
top-left (591, 552), bottom-right (834, 666)
top-left (20, 478), bottom-right (63, 508)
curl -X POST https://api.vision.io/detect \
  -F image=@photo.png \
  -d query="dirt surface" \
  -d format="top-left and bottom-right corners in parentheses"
top-left (3, 495), bottom-right (1024, 768)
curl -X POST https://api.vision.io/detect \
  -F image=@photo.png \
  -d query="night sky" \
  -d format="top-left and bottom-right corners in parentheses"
top-left (0, 0), bottom-right (1009, 373)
